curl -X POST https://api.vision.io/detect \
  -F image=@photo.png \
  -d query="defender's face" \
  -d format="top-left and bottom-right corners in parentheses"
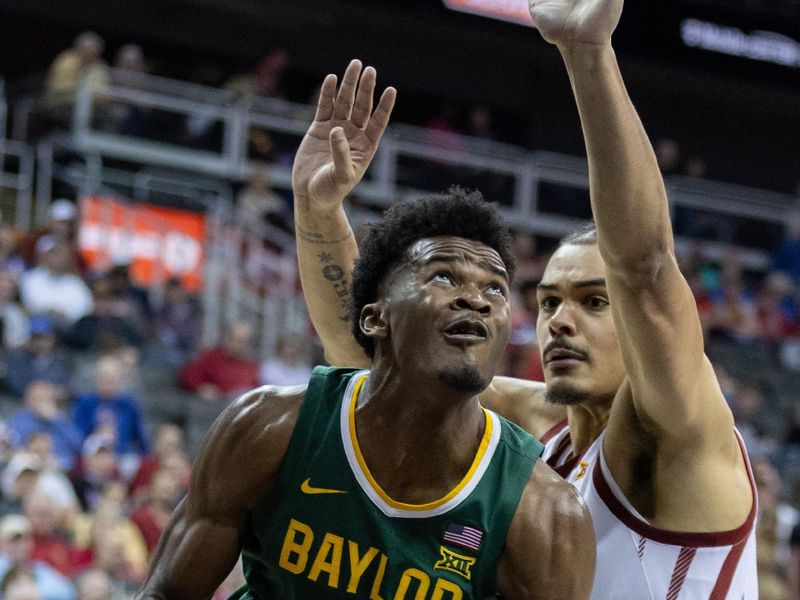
top-left (377, 236), bottom-right (511, 394)
top-left (536, 244), bottom-right (626, 405)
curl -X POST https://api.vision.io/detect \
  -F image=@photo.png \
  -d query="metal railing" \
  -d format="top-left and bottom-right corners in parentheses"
top-left (52, 71), bottom-right (794, 243)
top-left (9, 67), bottom-right (794, 350)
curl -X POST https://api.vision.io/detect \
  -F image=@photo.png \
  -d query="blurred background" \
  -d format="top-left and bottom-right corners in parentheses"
top-left (0, 0), bottom-right (799, 598)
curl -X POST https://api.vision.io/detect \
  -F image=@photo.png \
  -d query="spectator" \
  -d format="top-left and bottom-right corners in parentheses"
top-left (3, 571), bottom-right (41, 600)
top-left (69, 434), bottom-right (121, 512)
top-left (0, 515), bottom-right (75, 600)
top-left (707, 255), bottom-right (760, 342)
top-left (465, 105), bottom-right (494, 140)
top-left (64, 277), bottom-right (143, 352)
top-left (44, 32), bottom-right (109, 119)
top-left (7, 382), bottom-right (83, 471)
top-left (773, 213), bottom-right (800, 281)
top-left (19, 238), bottom-right (93, 330)
top-left (754, 459), bottom-right (791, 599)
top-left (130, 468), bottom-right (181, 554)
top-left (71, 484), bottom-right (147, 585)
top-left (0, 269), bottom-right (30, 350)
top-left (654, 136), bottom-right (681, 175)
top-left (179, 321), bottom-right (259, 402)
top-left (74, 568), bottom-right (114, 600)
top-left (225, 47), bottom-right (289, 100)
top-left (235, 167), bottom-right (289, 235)
top-left (0, 224), bottom-right (26, 280)
top-left (0, 453), bottom-right (43, 515)
top-left (5, 316), bottom-right (72, 397)
top-left (109, 44), bottom-right (149, 138)
top-left (756, 271), bottom-right (800, 343)
top-left (506, 279), bottom-right (544, 382)
top-left (150, 277), bottom-right (201, 366)
top-left (72, 356), bottom-right (150, 467)
top-left (25, 492), bottom-right (92, 578)
top-left (684, 154), bottom-right (708, 179)
top-left (20, 200), bottom-right (84, 273)
top-left (19, 436), bottom-right (80, 524)
top-left (258, 336), bottom-right (311, 386)
top-left (106, 264), bottom-right (150, 327)
top-left (129, 423), bottom-right (189, 507)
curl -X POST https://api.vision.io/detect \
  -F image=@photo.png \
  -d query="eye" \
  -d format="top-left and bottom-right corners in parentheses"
top-left (433, 271), bottom-right (454, 285)
top-left (539, 297), bottom-right (559, 311)
top-left (586, 296), bottom-right (609, 309)
top-left (487, 282), bottom-right (507, 297)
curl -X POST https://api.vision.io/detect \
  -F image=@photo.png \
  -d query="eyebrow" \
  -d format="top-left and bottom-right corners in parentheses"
top-left (423, 254), bottom-right (509, 280)
top-left (537, 278), bottom-right (606, 291)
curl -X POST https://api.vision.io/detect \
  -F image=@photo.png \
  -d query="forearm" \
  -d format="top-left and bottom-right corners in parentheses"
top-left (294, 197), bottom-right (369, 367)
top-left (560, 43), bottom-right (672, 267)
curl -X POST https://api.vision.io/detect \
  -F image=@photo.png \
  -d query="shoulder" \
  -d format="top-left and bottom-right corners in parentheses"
top-left (189, 384), bottom-right (307, 511)
top-left (498, 461), bottom-right (595, 599)
top-left (515, 460), bottom-right (592, 539)
top-left (483, 377), bottom-right (563, 439)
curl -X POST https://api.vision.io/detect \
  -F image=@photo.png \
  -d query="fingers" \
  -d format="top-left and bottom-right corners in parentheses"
top-left (314, 74), bottom-right (337, 122)
top-left (333, 59), bottom-right (362, 121)
top-left (365, 86), bottom-right (397, 145)
top-left (330, 127), bottom-right (356, 185)
top-left (351, 66), bottom-right (376, 129)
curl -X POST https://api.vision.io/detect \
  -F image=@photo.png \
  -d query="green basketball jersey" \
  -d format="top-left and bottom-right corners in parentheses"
top-left (232, 366), bottom-right (544, 599)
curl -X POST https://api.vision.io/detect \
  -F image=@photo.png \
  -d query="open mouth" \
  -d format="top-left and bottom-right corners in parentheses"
top-left (442, 318), bottom-right (489, 343)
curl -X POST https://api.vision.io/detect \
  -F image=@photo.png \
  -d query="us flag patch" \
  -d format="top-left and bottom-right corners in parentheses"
top-left (443, 522), bottom-right (483, 552)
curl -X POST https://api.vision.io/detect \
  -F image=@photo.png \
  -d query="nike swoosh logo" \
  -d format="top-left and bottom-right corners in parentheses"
top-left (301, 478), bottom-right (347, 495)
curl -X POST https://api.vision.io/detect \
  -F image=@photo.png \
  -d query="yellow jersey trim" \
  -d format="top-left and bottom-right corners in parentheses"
top-left (347, 374), bottom-right (493, 511)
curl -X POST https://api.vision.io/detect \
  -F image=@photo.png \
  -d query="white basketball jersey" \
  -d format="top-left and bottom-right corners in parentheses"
top-left (541, 421), bottom-right (758, 599)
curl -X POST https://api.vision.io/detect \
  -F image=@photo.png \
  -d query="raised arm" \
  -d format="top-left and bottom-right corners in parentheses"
top-left (530, 0), bottom-right (751, 527)
top-left (530, 0), bottom-right (734, 440)
top-left (292, 60), bottom-right (395, 367)
top-left (135, 386), bottom-right (301, 599)
top-left (499, 461), bottom-right (595, 599)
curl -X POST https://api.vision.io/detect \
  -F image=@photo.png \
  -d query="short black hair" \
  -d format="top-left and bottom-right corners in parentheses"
top-left (558, 221), bottom-right (597, 247)
top-left (351, 187), bottom-right (515, 358)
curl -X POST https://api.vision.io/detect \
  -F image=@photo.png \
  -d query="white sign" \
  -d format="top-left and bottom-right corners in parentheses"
top-left (681, 18), bottom-right (800, 68)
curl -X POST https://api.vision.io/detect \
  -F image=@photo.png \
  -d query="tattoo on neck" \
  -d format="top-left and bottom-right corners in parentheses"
top-left (296, 224), bottom-right (353, 245)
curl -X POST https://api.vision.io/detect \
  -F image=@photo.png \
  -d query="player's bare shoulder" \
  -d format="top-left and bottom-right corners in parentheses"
top-left (191, 384), bottom-right (308, 511)
top-left (497, 461), bottom-right (595, 600)
top-left (483, 377), bottom-right (563, 439)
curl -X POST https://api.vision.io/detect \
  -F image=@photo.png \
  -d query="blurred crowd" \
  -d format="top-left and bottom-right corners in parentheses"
top-left (1, 29), bottom-right (799, 600)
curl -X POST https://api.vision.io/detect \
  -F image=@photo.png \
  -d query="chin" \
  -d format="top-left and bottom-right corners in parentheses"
top-left (437, 363), bottom-right (489, 395)
top-left (544, 381), bottom-right (590, 406)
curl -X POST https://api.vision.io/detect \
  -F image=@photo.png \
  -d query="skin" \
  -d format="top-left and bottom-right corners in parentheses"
top-left (136, 64), bottom-right (595, 600)
top-left (294, 0), bottom-right (753, 542)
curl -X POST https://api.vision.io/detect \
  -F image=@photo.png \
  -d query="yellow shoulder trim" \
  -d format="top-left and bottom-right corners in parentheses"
top-left (348, 375), bottom-right (493, 511)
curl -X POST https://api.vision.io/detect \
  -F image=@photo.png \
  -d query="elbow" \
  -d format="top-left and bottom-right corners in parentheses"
top-left (603, 248), bottom-right (676, 287)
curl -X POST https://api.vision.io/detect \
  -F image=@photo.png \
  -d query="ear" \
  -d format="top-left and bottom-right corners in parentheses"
top-left (359, 302), bottom-right (388, 340)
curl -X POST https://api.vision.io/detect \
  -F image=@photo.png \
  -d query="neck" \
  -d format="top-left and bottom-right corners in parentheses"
top-left (566, 398), bottom-right (612, 453)
top-left (355, 363), bottom-right (486, 504)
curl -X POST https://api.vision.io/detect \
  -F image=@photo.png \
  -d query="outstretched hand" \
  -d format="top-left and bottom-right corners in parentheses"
top-left (292, 59), bottom-right (396, 210)
top-left (529, 0), bottom-right (623, 48)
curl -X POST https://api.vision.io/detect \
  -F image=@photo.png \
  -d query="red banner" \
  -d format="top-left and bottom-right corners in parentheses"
top-left (442, 0), bottom-right (534, 27)
top-left (78, 196), bottom-right (206, 292)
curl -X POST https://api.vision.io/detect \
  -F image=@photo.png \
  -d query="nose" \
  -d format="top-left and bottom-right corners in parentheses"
top-left (451, 286), bottom-right (491, 315)
top-left (547, 302), bottom-right (576, 336)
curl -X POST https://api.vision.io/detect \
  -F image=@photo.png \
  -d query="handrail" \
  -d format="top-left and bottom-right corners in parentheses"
top-left (12, 68), bottom-right (792, 261)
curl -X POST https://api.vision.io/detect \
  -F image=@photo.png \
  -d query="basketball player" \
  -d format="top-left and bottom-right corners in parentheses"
top-left (295, 0), bottom-right (758, 596)
top-left (135, 67), bottom-right (595, 598)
